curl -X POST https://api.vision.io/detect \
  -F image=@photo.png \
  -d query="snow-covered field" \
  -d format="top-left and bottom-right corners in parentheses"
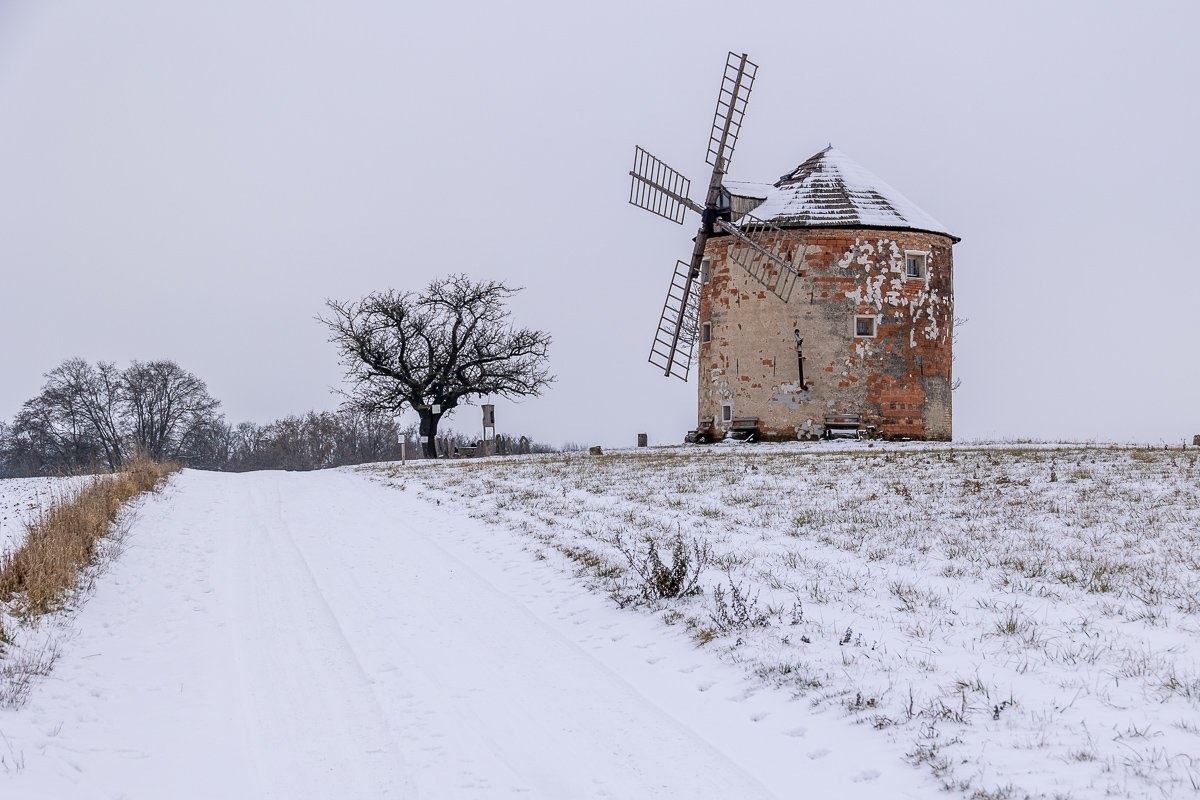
top-left (367, 441), bottom-right (1200, 799)
top-left (1, 443), bottom-right (1196, 799)
top-left (1, 474), bottom-right (111, 711)
top-left (0, 476), bottom-right (88, 557)
top-left (0, 467), bottom-right (931, 799)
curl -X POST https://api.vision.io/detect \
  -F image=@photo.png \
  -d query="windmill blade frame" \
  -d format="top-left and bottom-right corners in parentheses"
top-left (633, 50), bottom-right (766, 382)
top-left (716, 215), bottom-right (802, 303)
top-left (648, 259), bottom-right (702, 380)
top-left (706, 52), bottom-right (757, 171)
top-left (628, 146), bottom-right (702, 224)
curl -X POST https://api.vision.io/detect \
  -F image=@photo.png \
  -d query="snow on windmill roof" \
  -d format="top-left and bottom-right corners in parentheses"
top-left (724, 146), bottom-right (958, 242)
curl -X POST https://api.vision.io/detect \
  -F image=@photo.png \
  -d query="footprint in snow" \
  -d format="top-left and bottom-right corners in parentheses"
top-left (785, 727), bottom-right (808, 737)
top-left (645, 656), bottom-right (664, 665)
top-left (807, 748), bottom-right (831, 760)
top-left (677, 664), bottom-right (701, 674)
top-left (852, 770), bottom-right (881, 783)
top-left (697, 681), bottom-right (715, 692)
top-left (750, 712), bottom-right (769, 722)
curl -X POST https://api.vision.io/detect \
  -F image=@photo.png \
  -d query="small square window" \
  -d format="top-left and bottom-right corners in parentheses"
top-left (854, 316), bottom-right (876, 338)
top-left (700, 257), bottom-right (712, 284)
top-left (905, 252), bottom-right (927, 280)
top-left (700, 322), bottom-right (711, 344)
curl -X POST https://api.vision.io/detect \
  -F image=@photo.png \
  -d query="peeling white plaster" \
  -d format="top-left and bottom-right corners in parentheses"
top-left (838, 238), bottom-right (949, 349)
top-left (767, 381), bottom-right (812, 410)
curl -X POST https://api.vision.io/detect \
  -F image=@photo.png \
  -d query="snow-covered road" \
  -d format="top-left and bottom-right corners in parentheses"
top-left (2, 469), bottom-right (929, 799)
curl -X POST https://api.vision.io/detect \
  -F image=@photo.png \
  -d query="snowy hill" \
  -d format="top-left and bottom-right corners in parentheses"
top-left (370, 442), bottom-right (1200, 799)
top-left (1, 442), bottom-right (1197, 798)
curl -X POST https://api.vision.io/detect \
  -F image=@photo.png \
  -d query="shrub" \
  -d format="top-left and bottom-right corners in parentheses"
top-left (613, 531), bottom-right (711, 605)
top-left (710, 580), bottom-right (770, 633)
top-left (0, 456), bottom-right (180, 616)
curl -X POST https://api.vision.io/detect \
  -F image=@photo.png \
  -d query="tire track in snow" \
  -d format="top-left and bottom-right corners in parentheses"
top-left (3, 468), bottom-right (932, 799)
top-left (225, 475), bottom-right (415, 798)
top-left (267, 470), bottom-right (779, 799)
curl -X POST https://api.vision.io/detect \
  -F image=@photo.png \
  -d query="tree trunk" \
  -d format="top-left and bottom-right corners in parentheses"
top-left (418, 411), bottom-right (442, 458)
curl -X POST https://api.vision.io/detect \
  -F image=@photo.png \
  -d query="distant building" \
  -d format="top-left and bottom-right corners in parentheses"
top-left (698, 147), bottom-right (958, 440)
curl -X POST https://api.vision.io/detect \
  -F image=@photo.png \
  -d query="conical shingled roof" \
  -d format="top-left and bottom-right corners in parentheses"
top-left (724, 146), bottom-right (958, 242)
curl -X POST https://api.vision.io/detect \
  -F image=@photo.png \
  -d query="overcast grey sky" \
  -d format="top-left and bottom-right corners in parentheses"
top-left (1, 0), bottom-right (1196, 447)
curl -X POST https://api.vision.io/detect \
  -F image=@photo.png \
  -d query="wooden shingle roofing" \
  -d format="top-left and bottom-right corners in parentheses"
top-left (724, 146), bottom-right (958, 242)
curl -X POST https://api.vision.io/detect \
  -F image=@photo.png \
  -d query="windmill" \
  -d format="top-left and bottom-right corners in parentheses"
top-left (629, 51), bottom-right (800, 381)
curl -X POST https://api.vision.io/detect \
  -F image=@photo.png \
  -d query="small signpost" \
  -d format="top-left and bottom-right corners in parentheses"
top-left (482, 404), bottom-right (496, 456)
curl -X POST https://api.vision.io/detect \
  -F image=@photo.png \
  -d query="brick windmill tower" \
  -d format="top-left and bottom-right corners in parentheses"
top-left (629, 52), bottom-right (958, 441)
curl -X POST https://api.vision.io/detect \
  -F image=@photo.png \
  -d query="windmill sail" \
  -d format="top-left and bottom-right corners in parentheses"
top-left (706, 53), bottom-right (757, 170)
top-left (648, 260), bottom-right (702, 380)
top-left (629, 147), bottom-right (698, 224)
top-left (629, 50), bottom-right (774, 382)
top-left (718, 214), bottom-right (802, 302)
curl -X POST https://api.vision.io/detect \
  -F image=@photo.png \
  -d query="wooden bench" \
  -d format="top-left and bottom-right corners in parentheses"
top-left (729, 416), bottom-right (761, 440)
top-left (823, 413), bottom-right (863, 439)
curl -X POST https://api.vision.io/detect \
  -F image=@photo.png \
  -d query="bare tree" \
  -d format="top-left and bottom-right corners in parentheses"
top-left (122, 360), bottom-right (222, 461)
top-left (321, 275), bottom-right (553, 457)
top-left (13, 358), bottom-right (126, 472)
top-left (178, 417), bottom-right (235, 470)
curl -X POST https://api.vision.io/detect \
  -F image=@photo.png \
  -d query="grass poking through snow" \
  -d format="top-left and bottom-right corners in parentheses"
top-left (0, 458), bottom-right (179, 618)
top-left (0, 456), bottom-right (180, 706)
top-left (367, 441), bottom-right (1200, 800)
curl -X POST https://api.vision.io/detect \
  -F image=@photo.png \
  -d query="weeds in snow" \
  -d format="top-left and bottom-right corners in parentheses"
top-left (367, 442), bottom-right (1200, 799)
top-left (611, 531), bottom-right (711, 607)
top-left (709, 581), bottom-right (770, 633)
top-left (0, 457), bottom-right (179, 708)
top-left (0, 457), bottom-right (179, 616)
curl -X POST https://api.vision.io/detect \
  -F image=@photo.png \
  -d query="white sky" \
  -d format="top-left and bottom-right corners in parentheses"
top-left (1, 0), bottom-right (1196, 447)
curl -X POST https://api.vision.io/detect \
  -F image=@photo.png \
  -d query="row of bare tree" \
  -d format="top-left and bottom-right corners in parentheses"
top-left (0, 358), bottom-right (558, 477)
top-left (209, 412), bottom-right (413, 472)
top-left (1, 358), bottom-right (222, 476)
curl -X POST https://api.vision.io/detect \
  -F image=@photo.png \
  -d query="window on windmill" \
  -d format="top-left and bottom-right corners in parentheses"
top-left (721, 403), bottom-right (733, 423)
top-left (700, 257), bottom-right (712, 284)
top-left (701, 322), bottom-right (711, 344)
top-left (905, 252), bottom-right (927, 280)
top-left (854, 316), bottom-right (876, 338)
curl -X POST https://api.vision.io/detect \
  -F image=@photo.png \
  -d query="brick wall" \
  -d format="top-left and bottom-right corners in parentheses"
top-left (697, 228), bottom-right (955, 440)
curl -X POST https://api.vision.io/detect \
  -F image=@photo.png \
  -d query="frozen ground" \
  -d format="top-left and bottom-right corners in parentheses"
top-left (0, 467), bottom-right (932, 799)
top-left (0, 476), bottom-right (88, 557)
top-left (2, 443), bottom-right (1196, 798)
top-left (366, 441), bottom-right (1200, 799)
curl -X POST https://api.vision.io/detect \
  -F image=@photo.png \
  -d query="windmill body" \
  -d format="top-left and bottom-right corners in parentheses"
top-left (630, 53), bottom-right (958, 441)
top-left (703, 146), bottom-right (957, 441)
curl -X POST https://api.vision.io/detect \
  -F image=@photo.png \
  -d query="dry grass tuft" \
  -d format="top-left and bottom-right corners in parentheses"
top-left (0, 457), bottom-right (180, 620)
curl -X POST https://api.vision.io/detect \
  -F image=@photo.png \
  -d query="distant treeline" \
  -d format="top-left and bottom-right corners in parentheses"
top-left (0, 358), bottom-right (559, 478)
